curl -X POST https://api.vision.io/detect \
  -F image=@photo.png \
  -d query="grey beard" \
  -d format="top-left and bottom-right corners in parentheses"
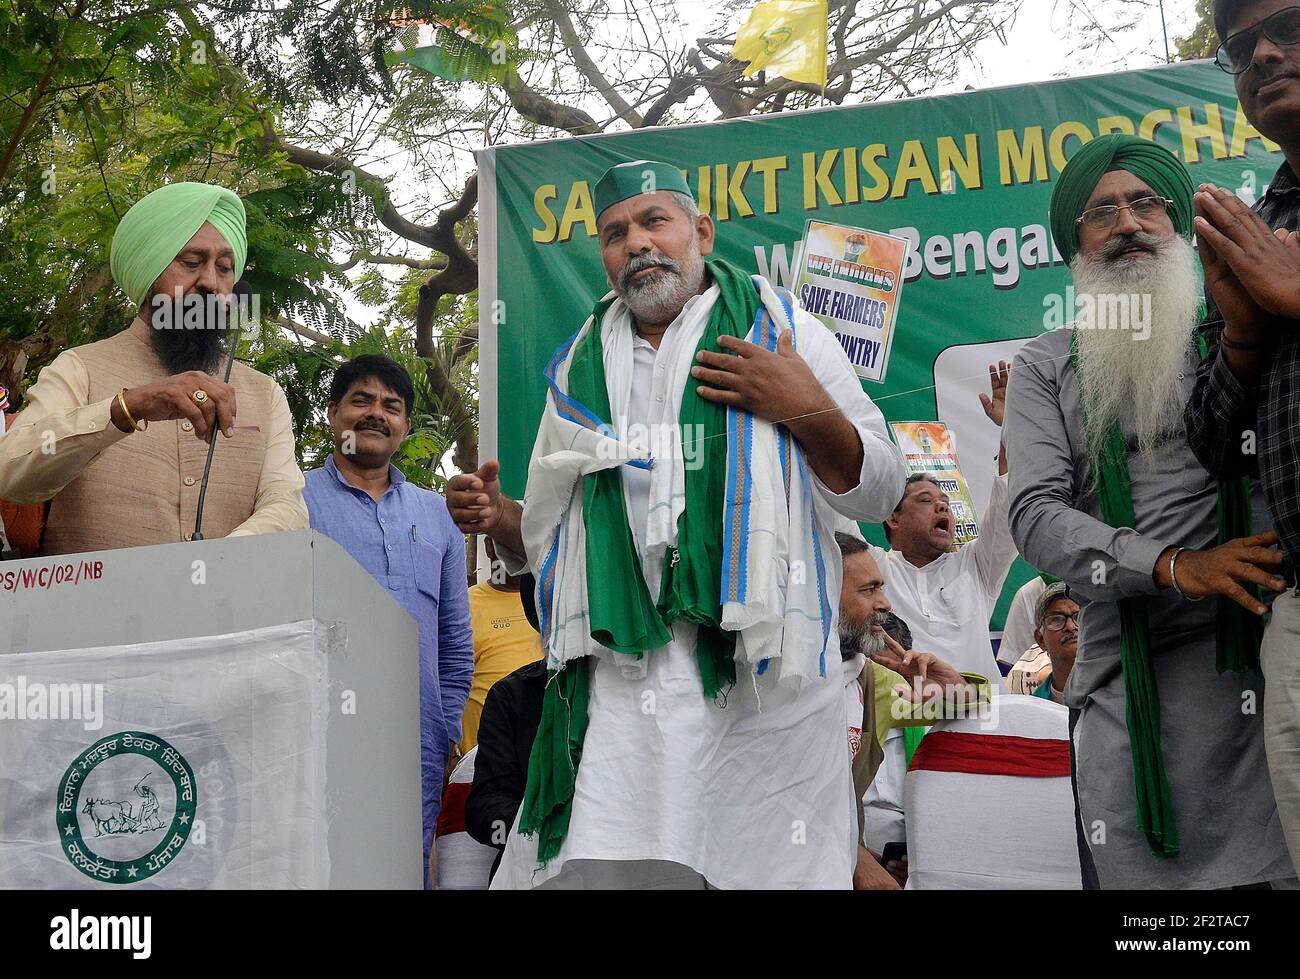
top-left (614, 237), bottom-right (706, 324)
top-left (1070, 233), bottom-right (1202, 462)
top-left (840, 611), bottom-right (889, 661)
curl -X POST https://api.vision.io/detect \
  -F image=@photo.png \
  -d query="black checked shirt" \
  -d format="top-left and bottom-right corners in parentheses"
top-left (1186, 161), bottom-right (1300, 575)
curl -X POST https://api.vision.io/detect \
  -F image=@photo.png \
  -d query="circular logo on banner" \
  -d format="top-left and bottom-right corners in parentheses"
top-left (55, 731), bottom-right (197, 884)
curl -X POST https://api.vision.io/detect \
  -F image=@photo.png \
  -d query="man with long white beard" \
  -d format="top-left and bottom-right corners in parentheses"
top-left (448, 160), bottom-right (906, 888)
top-left (1005, 134), bottom-right (1294, 888)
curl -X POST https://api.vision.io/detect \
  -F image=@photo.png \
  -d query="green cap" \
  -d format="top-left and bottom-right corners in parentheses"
top-left (593, 160), bottom-right (692, 218)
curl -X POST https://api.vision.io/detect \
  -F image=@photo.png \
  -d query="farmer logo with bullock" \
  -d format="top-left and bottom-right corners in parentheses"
top-left (56, 731), bottom-right (197, 884)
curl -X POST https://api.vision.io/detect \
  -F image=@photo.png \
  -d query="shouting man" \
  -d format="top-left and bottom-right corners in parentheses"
top-left (1005, 134), bottom-right (1293, 888)
top-left (449, 160), bottom-right (906, 889)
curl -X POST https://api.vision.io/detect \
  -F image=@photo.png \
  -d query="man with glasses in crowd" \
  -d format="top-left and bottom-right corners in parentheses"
top-left (1005, 132), bottom-right (1293, 888)
top-left (1030, 583), bottom-right (1080, 706)
top-left (1189, 0), bottom-right (1300, 874)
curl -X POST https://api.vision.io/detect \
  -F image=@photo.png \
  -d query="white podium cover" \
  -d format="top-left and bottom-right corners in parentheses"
top-left (0, 620), bottom-right (329, 888)
top-left (435, 746), bottom-right (497, 890)
top-left (904, 695), bottom-right (1082, 890)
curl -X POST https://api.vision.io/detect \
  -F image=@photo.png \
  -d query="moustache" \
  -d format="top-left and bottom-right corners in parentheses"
top-left (1098, 230), bottom-right (1165, 262)
top-left (617, 252), bottom-right (681, 292)
top-left (354, 419), bottom-right (391, 436)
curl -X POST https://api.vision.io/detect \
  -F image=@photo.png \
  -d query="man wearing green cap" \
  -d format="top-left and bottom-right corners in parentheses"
top-left (1005, 133), bottom-right (1294, 888)
top-left (0, 182), bottom-right (307, 554)
top-left (449, 159), bottom-right (906, 888)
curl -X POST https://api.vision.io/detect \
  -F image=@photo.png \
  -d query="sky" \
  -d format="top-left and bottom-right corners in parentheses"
top-left (964, 0), bottom-right (1202, 89)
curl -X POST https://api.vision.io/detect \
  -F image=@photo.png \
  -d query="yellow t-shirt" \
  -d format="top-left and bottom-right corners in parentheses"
top-left (457, 581), bottom-right (542, 755)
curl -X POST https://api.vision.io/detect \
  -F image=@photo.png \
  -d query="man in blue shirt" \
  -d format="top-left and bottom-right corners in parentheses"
top-left (303, 354), bottom-right (473, 888)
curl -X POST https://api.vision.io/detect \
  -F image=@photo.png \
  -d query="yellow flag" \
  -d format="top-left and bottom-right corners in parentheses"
top-left (733, 0), bottom-right (828, 86)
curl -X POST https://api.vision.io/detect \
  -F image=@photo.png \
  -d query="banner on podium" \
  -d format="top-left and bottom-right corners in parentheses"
top-left (0, 620), bottom-right (330, 888)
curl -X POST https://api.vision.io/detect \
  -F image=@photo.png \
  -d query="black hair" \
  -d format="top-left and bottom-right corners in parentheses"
top-left (1214, 0), bottom-right (1256, 40)
top-left (834, 531), bottom-right (872, 559)
top-left (329, 354), bottom-right (415, 417)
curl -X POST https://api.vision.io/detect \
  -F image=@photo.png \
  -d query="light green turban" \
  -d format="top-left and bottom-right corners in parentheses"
top-left (109, 182), bottom-right (247, 307)
top-left (1049, 133), bottom-right (1194, 265)
top-left (593, 160), bottom-right (692, 218)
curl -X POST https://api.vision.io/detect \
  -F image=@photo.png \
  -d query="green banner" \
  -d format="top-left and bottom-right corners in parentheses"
top-left (476, 59), bottom-right (1282, 626)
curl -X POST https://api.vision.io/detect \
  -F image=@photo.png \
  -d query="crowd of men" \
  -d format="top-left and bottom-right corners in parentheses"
top-left (3, 0), bottom-right (1300, 890)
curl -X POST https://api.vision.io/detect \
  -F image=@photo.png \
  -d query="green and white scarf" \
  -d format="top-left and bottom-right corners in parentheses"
top-left (517, 259), bottom-right (835, 862)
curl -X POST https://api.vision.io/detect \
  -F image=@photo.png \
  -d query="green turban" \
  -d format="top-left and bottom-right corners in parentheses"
top-left (1049, 133), bottom-right (1193, 265)
top-left (109, 182), bottom-right (247, 307)
top-left (593, 160), bottom-right (692, 218)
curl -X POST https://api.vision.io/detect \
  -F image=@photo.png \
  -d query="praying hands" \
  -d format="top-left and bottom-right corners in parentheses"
top-left (1194, 183), bottom-right (1300, 325)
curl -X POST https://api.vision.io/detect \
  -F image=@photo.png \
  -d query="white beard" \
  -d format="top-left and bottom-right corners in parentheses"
top-left (1070, 235), bottom-right (1202, 461)
top-left (615, 234), bottom-right (706, 324)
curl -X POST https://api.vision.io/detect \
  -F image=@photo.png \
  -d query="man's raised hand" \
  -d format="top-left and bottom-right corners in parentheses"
top-left (447, 460), bottom-right (504, 535)
top-left (979, 360), bottom-right (1010, 427)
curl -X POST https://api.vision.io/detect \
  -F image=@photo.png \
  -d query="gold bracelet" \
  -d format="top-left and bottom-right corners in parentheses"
top-left (117, 389), bottom-right (147, 432)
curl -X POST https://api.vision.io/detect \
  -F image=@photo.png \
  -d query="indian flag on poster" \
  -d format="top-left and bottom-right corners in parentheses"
top-left (794, 219), bottom-right (910, 382)
top-left (890, 421), bottom-right (981, 547)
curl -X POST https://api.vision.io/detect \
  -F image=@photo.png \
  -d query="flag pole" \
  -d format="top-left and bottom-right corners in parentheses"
top-left (1158, 0), bottom-right (1172, 63)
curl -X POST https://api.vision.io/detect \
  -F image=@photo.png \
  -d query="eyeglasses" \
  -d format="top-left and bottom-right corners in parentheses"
top-left (1216, 6), bottom-right (1300, 74)
top-left (1076, 195), bottom-right (1173, 231)
top-left (1042, 612), bottom-right (1079, 632)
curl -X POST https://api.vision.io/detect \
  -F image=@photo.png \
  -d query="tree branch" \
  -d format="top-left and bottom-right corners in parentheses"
top-left (275, 315), bottom-right (335, 347)
top-left (332, 250), bottom-right (448, 272)
top-left (502, 74), bottom-right (600, 135)
top-left (545, 0), bottom-right (644, 127)
top-left (264, 124), bottom-right (453, 249)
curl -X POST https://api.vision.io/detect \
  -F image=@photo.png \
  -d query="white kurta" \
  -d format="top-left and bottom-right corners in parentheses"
top-left (868, 472), bottom-right (1017, 688)
top-left (998, 576), bottom-right (1046, 667)
top-left (491, 286), bottom-right (906, 889)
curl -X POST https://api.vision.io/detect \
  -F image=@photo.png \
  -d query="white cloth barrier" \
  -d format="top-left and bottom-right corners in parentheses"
top-left (904, 695), bottom-right (1082, 889)
top-left (435, 747), bottom-right (498, 890)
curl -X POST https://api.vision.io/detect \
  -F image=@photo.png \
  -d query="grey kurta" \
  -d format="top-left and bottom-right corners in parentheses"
top-left (1005, 326), bottom-right (1294, 889)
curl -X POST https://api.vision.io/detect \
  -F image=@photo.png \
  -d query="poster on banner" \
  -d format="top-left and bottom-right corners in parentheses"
top-left (890, 421), bottom-right (981, 547)
top-left (0, 620), bottom-right (330, 889)
top-left (794, 220), bottom-right (909, 382)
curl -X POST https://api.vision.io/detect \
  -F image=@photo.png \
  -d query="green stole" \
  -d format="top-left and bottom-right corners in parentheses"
top-left (1069, 330), bottom-right (1261, 859)
top-left (518, 258), bottom-right (763, 863)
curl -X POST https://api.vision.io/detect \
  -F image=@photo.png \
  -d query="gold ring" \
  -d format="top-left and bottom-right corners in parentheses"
top-left (192, 390), bottom-right (209, 404)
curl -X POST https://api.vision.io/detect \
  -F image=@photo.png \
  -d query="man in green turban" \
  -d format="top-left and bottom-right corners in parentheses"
top-left (0, 182), bottom-right (308, 555)
top-left (1005, 133), bottom-right (1294, 887)
top-left (448, 159), bottom-right (907, 888)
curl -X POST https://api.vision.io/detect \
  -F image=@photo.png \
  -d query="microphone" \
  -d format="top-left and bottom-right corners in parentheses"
top-left (192, 281), bottom-right (252, 542)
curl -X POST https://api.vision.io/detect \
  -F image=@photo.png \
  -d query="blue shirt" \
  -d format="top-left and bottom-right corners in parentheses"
top-left (304, 455), bottom-right (473, 872)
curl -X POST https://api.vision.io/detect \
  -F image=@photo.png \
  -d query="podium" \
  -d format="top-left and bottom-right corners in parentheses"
top-left (0, 530), bottom-right (423, 889)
